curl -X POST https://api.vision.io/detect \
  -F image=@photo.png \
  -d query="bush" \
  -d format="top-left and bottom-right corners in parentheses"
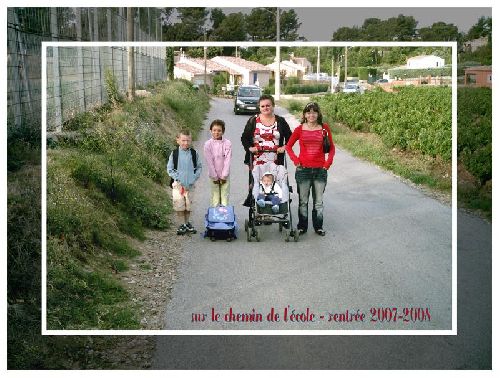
top-left (284, 84), bottom-right (329, 94)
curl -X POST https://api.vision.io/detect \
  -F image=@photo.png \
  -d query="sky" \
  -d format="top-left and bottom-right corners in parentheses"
top-left (220, 7), bottom-right (492, 40)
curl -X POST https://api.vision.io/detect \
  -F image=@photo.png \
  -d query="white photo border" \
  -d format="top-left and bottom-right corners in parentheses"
top-left (41, 40), bottom-right (457, 336)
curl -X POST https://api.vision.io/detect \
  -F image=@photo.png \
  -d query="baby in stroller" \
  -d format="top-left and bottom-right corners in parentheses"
top-left (252, 161), bottom-right (289, 213)
top-left (256, 171), bottom-right (283, 213)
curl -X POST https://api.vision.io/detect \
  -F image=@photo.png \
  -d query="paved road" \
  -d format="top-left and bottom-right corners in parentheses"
top-left (158, 97), bottom-right (452, 331)
top-left (153, 98), bottom-right (490, 368)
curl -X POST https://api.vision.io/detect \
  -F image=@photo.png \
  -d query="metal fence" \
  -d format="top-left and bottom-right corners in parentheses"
top-left (7, 7), bottom-right (166, 132)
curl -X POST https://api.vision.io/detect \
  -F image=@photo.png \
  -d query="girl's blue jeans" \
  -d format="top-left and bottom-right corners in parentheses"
top-left (295, 167), bottom-right (328, 231)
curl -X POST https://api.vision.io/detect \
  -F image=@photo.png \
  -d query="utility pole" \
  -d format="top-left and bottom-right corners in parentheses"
top-left (330, 56), bottom-right (334, 93)
top-left (275, 7), bottom-right (280, 101)
top-left (316, 46), bottom-right (320, 81)
top-left (344, 46), bottom-right (348, 89)
top-left (203, 31), bottom-right (207, 93)
top-left (127, 7), bottom-right (135, 101)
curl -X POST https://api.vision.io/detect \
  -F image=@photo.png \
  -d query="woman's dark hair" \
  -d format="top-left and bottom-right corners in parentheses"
top-left (210, 119), bottom-right (225, 132)
top-left (301, 102), bottom-right (323, 125)
top-left (258, 94), bottom-right (275, 107)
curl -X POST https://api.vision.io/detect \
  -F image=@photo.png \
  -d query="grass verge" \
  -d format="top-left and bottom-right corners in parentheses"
top-left (8, 79), bottom-right (209, 367)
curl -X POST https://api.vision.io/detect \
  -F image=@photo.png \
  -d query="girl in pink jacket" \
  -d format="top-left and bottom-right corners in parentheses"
top-left (203, 119), bottom-right (232, 206)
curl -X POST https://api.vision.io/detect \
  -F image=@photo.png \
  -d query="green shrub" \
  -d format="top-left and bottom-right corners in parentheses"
top-left (284, 84), bottom-right (329, 94)
top-left (104, 69), bottom-right (123, 107)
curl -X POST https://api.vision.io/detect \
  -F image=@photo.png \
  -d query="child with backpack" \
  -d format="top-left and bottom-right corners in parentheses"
top-left (203, 119), bottom-right (232, 207)
top-left (167, 129), bottom-right (202, 235)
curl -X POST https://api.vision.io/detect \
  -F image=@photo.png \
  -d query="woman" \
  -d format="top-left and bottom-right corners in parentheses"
top-left (240, 94), bottom-right (292, 206)
top-left (285, 102), bottom-right (335, 236)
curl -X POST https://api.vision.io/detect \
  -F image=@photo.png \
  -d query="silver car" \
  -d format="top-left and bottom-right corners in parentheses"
top-left (342, 83), bottom-right (363, 94)
top-left (234, 85), bottom-right (262, 115)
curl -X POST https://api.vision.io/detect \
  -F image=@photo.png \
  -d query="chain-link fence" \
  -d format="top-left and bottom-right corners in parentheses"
top-left (7, 7), bottom-right (166, 132)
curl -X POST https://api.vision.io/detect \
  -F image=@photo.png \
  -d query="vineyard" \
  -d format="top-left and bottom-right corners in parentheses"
top-left (317, 86), bottom-right (452, 162)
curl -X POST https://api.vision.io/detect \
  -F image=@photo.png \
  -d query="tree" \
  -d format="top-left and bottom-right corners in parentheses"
top-left (210, 8), bottom-right (225, 30)
top-left (419, 22), bottom-right (459, 41)
top-left (211, 12), bottom-right (247, 41)
top-left (243, 46), bottom-right (276, 65)
top-left (332, 14), bottom-right (417, 41)
top-left (361, 18), bottom-right (387, 41)
top-left (331, 26), bottom-right (363, 41)
top-left (165, 47), bottom-right (174, 80)
top-left (385, 14), bottom-right (418, 41)
top-left (246, 8), bottom-right (276, 41)
top-left (466, 16), bottom-right (492, 41)
top-left (164, 7), bottom-right (208, 41)
top-left (279, 9), bottom-right (301, 41)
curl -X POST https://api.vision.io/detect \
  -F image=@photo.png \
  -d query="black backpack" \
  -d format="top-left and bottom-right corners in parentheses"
top-left (169, 147), bottom-right (197, 188)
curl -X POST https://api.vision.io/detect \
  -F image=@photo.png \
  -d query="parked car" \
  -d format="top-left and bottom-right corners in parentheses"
top-left (342, 83), bottom-right (363, 94)
top-left (376, 79), bottom-right (389, 83)
top-left (234, 85), bottom-right (262, 115)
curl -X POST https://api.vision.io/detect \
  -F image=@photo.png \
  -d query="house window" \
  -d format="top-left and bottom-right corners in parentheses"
top-left (467, 74), bottom-right (477, 84)
top-left (488, 74), bottom-right (492, 82)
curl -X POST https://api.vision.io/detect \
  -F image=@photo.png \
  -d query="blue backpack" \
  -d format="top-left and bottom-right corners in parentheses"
top-left (204, 205), bottom-right (237, 242)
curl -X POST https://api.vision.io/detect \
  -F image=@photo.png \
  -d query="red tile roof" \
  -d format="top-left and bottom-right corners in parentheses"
top-left (465, 66), bottom-right (492, 72)
top-left (191, 58), bottom-right (239, 74)
top-left (175, 63), bottom-right (204, 75)
top-left (213, 56), bottom-right (270, 71)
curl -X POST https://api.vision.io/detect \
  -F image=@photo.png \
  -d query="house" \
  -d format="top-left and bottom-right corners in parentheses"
top-left (464, 66), bottom-right (492, 88)
top-left (289, 53), bottom-right (312, 73)
top-left (463, 36), bottom-right (489, 52)
top-left (211, 56), bottom-right (271, 87)
top-left (266, 59), bottom-right (306, 79)
top-left (174, 62), bottom-right (213, 88)
top-left (406, 55), bottom-right (445, 69)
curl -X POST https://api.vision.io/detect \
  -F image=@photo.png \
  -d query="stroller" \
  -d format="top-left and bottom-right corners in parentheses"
top-left (244, 156), bottom-right (299, 242)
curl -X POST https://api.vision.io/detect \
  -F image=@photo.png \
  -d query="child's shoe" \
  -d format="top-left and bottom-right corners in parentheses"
top-left (256, 199), bottom-right (266, 207)
top-left (177, 224), bottom-right (187, 235)
top-left (271, 204), bottom-right (279, 213)
top-left (185, 222), bottom-right (197, 234)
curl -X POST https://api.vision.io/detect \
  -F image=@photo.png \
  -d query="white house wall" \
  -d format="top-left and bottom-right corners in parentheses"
top-left (174, 67), bottom-right (193, 81)
top-left (407, 56), bottom-right (445, 69)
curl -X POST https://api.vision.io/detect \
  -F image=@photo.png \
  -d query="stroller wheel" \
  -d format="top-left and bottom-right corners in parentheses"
top-left (246, 227), bottom-right (252, 242)
top-left (284, 230), bottom-right (290, 242)
top-left (210, 236), bottom-right (216, 242)
top-left (279, 223), bottom-right (283, 232)
top-left (254, 229), bottom-right (260, 242)
top-left (294, 232), bottom-right (300, 242)
top-left (244, 219), bottom-right (249, 232)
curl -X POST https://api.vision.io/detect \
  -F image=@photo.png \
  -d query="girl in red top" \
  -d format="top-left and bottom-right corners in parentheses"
top-left (285, 102), bottom-right (335, 236)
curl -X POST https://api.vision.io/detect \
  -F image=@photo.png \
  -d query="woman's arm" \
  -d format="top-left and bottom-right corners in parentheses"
top-left (240, 116), bottom-right (256, 152)
top-left (323, 123), bottom-right (336, 169)
top-left (284, 126), bottom-right (301, 165)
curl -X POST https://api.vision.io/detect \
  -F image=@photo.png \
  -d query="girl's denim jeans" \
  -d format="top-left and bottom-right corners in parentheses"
top-left (294, 167), bottom-right (328, 231)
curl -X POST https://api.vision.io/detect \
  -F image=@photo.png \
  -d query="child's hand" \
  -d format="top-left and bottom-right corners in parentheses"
top-left (213, 180), bottom-right (220, 184)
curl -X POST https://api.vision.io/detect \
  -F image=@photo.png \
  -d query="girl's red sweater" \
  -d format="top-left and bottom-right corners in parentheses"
top-left (285, 123), bottom-right (335, 169)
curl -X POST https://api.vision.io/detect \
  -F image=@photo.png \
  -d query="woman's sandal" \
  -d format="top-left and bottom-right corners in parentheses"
top-left (315, 229), bottom-right (326, 236)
